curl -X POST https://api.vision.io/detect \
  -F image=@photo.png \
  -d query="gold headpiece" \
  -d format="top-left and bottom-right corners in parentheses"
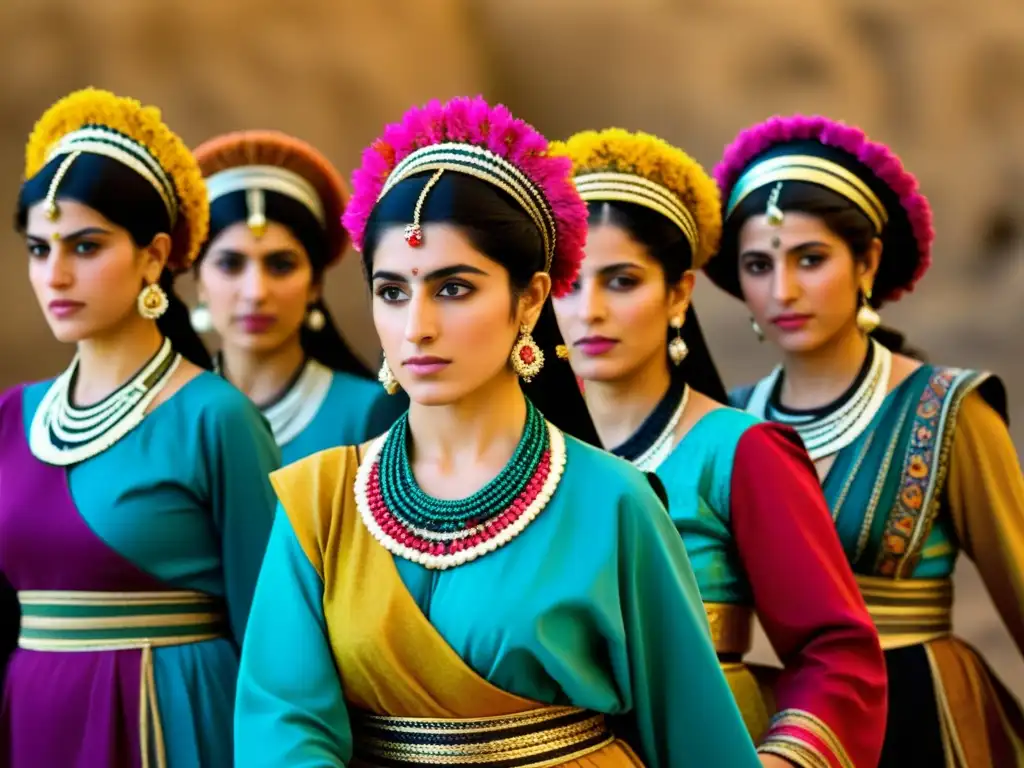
top-left (552, 128), bottom-right (721, 269)
top-left (726, 154), bottom-right (888, 233)
top-left (25, 88), bottom-right (208, 272)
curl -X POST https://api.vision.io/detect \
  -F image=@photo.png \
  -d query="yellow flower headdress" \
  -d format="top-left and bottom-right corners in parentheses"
top-left (24, 87), bottom-right (208, 272)
top-left (551, 128), bottom-right (721, 269)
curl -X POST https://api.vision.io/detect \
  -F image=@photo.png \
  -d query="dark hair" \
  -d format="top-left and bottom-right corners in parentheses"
top-left (362, 171), bottom-right (601, 446)
top-left (16, 153), bottom-right (212, 369)
top-left (590, 201), bottom-right (729, 403)
top-left (197, 190), bottom-right (372, 378)
top-left (719, 181), bottom-right (922, 358)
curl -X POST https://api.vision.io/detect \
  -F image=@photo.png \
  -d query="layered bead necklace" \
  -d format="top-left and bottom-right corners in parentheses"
top-left (215, 355), bottom-right (333, 446)
top-left (745, 338), bottom-right (892, 461)
top-left (610, 378), bottom-right (689, 472)
top-left (30, 337), bottom-right (180, 466)
top-left (355, 400), bottom-right (566, 569)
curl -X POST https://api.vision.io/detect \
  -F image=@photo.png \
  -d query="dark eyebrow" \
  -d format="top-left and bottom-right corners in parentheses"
top-left (26, 226), bottom-right (112, 242)
top-left (596, 261), bottom-right (643, 277)
top-left (740, 241), bottom-right (832, 259)
top-left (371, 264), bottom-right (489, 282)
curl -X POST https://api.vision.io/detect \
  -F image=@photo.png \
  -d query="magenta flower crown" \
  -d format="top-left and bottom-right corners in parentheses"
top-left (343, 96), bottom-right (587, 297)
top-left (713, 115), bottom-right (934, 303)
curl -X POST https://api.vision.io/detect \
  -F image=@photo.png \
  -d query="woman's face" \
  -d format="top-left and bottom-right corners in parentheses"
top-left (25, 199), bottom-right (167, 344)
top-left (552, 223), bottom-right (691, 383)
top-left (370, 223), bottom-right (548, 406)
top-left (197, 221), bottom-right (317, 356)
top-left (737, 211), bottom-right (879, 354)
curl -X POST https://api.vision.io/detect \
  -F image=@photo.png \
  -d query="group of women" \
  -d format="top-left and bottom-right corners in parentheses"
top-left (0, 87), bottom-right (1019, 768)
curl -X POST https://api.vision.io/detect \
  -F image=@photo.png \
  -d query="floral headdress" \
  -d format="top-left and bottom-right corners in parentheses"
top-left (553, 127), bottom-right (721, 270)
top-left (25, 87), bottom-right (208, 273)
top-left (711, 115), bottom-right (934, 304)
top-left (195, 130), bottom-right (350, 268)
top-left (343, 96), bottom-right (587, 297)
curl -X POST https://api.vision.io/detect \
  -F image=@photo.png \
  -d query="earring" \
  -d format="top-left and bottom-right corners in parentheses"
top-left (668, 316), bottom-right (688, 365)
top-left (190, 303), bottom-right (212, 333)
top-left (137, 283), bottom-right (168, 320)
top-left (555, 344), bottom-right (570, 360)
top-left (306, 306), bottom-right (326, 331)
top-left (378, 354), bottom-right (400, 395)
top-left (857, 288), bottom-right (881, 333)
top-left (510, 324), bottom-right (545, 382)
top-left (750, 317), bottom-right (764, 342)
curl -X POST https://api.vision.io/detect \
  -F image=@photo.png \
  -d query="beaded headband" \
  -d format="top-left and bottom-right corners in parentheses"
top-left (380, 142), bottom-right (557, 273)
top-left (45, 127), bottom-right (179, 226)
top-left (344, 96), bottom-right (587, 298)
top-left (553, 128), bottom-right (721, 270)
top-left (24, 88), bottom-right (208, 272)
top-left (726, 153), bottom-right (888, 233)
top-left (206, 165), bottom-right (326, 238)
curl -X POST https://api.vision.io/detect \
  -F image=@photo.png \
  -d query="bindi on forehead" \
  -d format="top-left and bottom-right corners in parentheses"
top-left (411, 267), bottom-right (419, 276)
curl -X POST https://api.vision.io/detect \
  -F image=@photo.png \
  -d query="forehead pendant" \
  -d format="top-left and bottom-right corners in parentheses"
top-left (765, 182), bottom-right (785, 227)
top-left (404, 168), bottom-right (445, 248)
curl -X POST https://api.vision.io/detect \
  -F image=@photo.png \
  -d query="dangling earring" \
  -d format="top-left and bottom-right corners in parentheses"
top-left (137, 283), bottom-right (168, 320)
top-left (378, 354), bottom-right (400, 395)
top-left (750, 317), bottom-right (764, 342)
top-left (306, 306), bottom-right (326, 331)
top-left (190, 302), bottom-right (212, 333)
top-left (856, 287), bottom-right (881, 333)
top-left (510, 324), bottom-right (545, 382)
top-left (668, 315), bottom-right (688, 365)
top-left (555, 344), bottom-right (570, 360)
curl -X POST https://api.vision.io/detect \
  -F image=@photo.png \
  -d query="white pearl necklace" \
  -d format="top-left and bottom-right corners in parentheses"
top-left (29, 338), bottom-right (180, 466)
top-left (631, 385), bottom-right (690, 472)
top-left (354, 420), bottom-right (567, 570)
top-left (745, 339), bottom-right (891, 461)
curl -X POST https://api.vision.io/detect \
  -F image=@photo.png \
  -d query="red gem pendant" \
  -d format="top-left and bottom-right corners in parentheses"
top-left (519, 345), bottom-right (535, 364)
top-left (404, 224), bottom-right (423, 247)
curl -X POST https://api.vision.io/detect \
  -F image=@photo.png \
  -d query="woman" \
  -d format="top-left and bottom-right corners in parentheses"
top-left (0, 88), bottom-right (281, 767)
top-left (234, 96), bottom-right (763, 767)
top-left (710, 114), bottom-right (1024, 766)
top-left (192, 131), bottom-right (406, 462)
top-left (552, 128), bottom-right (887, 768)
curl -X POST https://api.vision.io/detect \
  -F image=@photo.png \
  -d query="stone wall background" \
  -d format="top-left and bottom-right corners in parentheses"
top-left (1, 0), bottom-right (1022, 694)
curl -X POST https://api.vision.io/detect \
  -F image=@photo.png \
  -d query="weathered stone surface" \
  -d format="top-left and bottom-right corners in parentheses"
top-left (1, 0), bottom-right (1021, 696)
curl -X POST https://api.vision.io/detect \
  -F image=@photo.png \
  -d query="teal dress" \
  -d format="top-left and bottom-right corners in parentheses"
top-left (653, 408), bottom-right (886, 767)
top-left (0, 372), bottom-right (281, 767)
top-left (235, 431), bottom-right (762, 767)
top-left (734, 364), bottom-right (1024, 766)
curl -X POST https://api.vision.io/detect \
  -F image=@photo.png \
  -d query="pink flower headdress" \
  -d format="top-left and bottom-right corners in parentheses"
top-left (343, 96), bottom-right (587, 297)
top-left (710, 115), bottom-right (934, 304)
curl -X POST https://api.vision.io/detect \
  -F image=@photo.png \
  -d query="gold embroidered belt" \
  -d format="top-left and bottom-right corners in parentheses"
top-left (350, 705), bottom-right (615, 766)
top-left (705, 602), bottom-right (753, 657)
top-left (855, 575), bottom-right (953, 650)
top-left (17, 590), bottom-right (228, 768)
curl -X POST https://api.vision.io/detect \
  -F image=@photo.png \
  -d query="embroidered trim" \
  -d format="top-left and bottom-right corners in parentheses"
top-left (874, 368), bottom-right (989, 577)
top-left (760, 709), bottom-right (854, 768)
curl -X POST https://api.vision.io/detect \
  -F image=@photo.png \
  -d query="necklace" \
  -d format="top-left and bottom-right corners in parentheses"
top-left (355, 400), bottom-right (566, 569)
top-left (215, 355), bottom-right (334, 446)
top-left (610, 379), bottom-right (689, 472)
top-left (745, 339), bottom-right (891, 461)
top-left (30, 338), bottom-right (180, 466)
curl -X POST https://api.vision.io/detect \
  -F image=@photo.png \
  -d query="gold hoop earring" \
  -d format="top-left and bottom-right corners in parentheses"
top-left (668, 315), bottom-right (688, 365)
top-left (137, 283), bottom-right (168, 320)
top-left (857, 288), bottom-right (881, 333)
top-left (378, 354), bottom-right (400, 395)
top-left (510, 325), bottom-right (544, 382)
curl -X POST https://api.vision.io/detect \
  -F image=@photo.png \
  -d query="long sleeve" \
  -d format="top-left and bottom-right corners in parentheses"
top-left (947, 392), bottom-right (1024, 654)
top-left (730, 422), bottom-right (887, 768)
top-left (235, 509), bottom-right (352, 767)
top-left (618, 485), bottom-right (762, 768)
top-left (206, 402), bottom-right (281, 642)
